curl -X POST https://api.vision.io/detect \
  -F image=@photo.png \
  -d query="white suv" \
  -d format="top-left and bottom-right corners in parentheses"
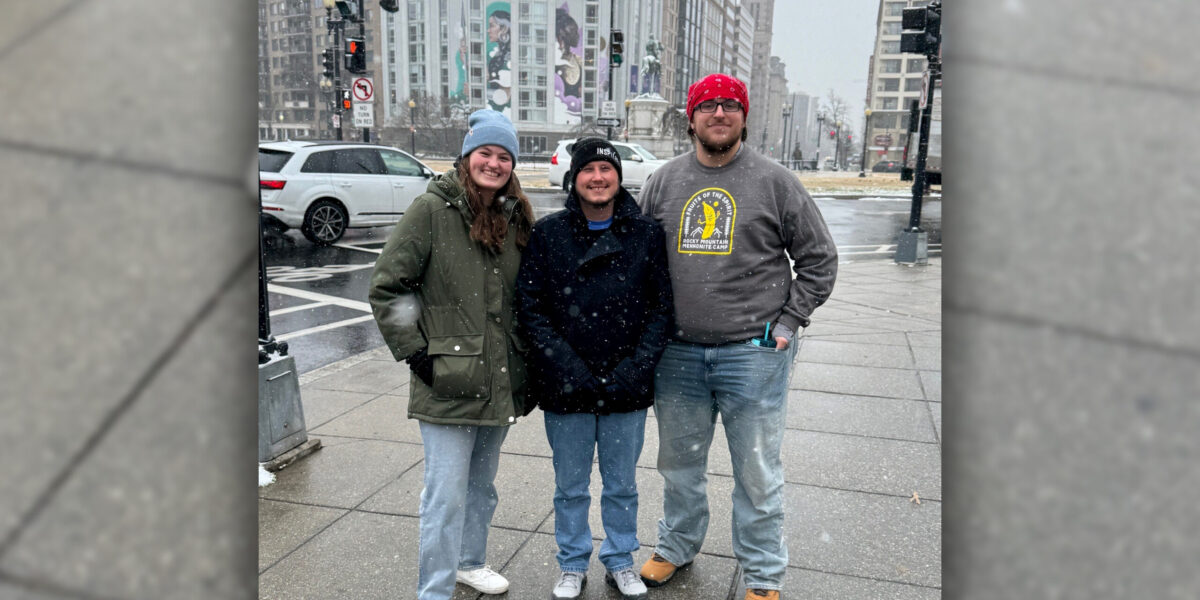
top-left (258, 141), bottom-right (435, 244)
top-left (548, 139), bottom-right (667, 193)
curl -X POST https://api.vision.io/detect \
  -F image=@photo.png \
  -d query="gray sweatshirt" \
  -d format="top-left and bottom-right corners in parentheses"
top-left (639, 145), bottom-right (837, 344)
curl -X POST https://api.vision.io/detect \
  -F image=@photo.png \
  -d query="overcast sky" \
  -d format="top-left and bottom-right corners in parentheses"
top-left (771, 0), bottom-right (880, 131)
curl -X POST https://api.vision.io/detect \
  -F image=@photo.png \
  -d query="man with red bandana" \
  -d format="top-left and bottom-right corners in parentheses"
top-left (637, 73), bottom-right (838, 600)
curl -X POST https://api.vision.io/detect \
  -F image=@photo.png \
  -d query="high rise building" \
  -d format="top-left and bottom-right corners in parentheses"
top-left (863, 0), bottom-right (931, 170)
top-left (379, 0), bottom-right (661, 153)
top-left (762, 55), bottom-right (788, 159)
top-left (742, 0), bottom-right (773, 151)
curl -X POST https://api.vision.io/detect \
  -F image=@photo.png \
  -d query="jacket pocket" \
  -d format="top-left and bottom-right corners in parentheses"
top-left (427, 334), bottom-right (489, 399)
top-left (507, 331), bottom-right (528, 398)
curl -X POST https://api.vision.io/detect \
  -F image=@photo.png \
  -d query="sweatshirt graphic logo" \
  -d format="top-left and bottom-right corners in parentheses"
top-left (677, 187), bottom-right (736, 255)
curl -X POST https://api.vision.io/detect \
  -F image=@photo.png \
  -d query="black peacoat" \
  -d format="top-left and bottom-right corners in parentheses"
top-left (515, 188), bottom-right (673, 415)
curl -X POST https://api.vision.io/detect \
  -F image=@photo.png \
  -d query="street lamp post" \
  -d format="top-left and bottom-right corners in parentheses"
top-left (815, 113), bottom-right (825, 170)
top-left (858, 108), bottom-right (872, 177)
top-left (407, 98), bottom-right (416, 155)
top-left (781, 105), bottom-right (792, 167)
top-left (834, 120), bottom-right (843, 170)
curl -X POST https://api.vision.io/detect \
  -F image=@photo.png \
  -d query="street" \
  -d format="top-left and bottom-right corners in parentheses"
top-left (263, 189), bottom-right (940, 374)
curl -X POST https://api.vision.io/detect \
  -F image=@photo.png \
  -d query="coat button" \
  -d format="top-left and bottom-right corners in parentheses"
top-left (454, 345), bottom-right (461, 351)
top-left (500, 367), bottom-right (507, 373)
top-left (495, 316), bottom-right (502, 323)
top-left (494, 268), bottom-right (500, 274)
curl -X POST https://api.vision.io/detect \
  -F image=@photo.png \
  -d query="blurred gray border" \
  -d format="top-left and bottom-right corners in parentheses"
top-left (2, 1), bottom-right (1198, 598)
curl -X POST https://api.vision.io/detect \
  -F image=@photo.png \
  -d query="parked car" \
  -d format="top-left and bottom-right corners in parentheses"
top-left (548, 138), bottom-right (667, 192)
top-left (872, 159), bottom-right (903, 173)
top-left (258, 141), bottom-right (435, 244)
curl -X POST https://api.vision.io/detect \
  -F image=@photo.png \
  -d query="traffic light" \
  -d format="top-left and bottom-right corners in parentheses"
top-left (610, 30), bottom-right (624, 66)
top-left (829, 130), bottom-right (836, 139)
top-left (321, 48), bottom-right (335, 81)
top-left (378, 0), bottom-right (398, 13)
top-left (900, 3), bottom-right (941, 56)
top-left (341, 90), bottom-right (352, 111)
top-left (345, 37), bottom-right (366, 74)
top-left (333, 0), bottom-right (358, 19)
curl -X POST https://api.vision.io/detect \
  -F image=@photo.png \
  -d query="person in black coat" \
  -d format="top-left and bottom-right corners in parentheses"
top-left (516, 138), bottom-right (673, 600)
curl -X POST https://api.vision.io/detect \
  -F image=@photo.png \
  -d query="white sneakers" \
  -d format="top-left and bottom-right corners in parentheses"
top-left (551, 571), bottom-right (587, 599)
top-left (605, 567), bottom-right (649, 600)
top-left (455, 565), bottom-right (509, 594)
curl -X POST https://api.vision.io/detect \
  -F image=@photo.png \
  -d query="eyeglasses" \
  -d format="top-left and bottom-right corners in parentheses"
top-left (695, 99), bottom-right (743, 113)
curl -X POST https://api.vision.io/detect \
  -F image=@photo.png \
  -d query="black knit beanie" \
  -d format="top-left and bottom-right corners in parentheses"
top-left (569, 137), bottom-right (623, 187)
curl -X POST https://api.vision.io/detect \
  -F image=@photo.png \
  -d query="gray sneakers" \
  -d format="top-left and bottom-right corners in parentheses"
top-left (605, 567), bottom-right (649, 600)
top-left (551, 571), bottom-right (587, 600)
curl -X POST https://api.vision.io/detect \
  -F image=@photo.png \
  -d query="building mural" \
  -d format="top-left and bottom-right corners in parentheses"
top-left (553, 2), bottom-right (583, 124)
top-left (447, 0), bottom-right (470, 116)
top-left (486, 2), bottom-right (512, 116)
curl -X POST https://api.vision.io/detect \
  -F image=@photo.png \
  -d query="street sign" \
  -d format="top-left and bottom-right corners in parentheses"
top-left (351, 77), bottom-right (374, 102)
top-left (331, 114), bottom-right (341, 128)
top-left (352, 102), bottom-right (374, 128)
top-left (596, 117), bottom-right (621, 127)
top-left (600, 100), bottom-right (618, 119)
top-left (874, 134), bottom-right (893, 146)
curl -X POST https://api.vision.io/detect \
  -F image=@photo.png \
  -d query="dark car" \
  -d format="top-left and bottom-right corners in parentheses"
top-left (872, 159), bottom-right (902, 173)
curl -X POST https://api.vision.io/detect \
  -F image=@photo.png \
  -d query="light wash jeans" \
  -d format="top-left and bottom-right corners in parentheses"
top-left (651, 339), bottom-right (798, 591)
top-left (416, 421), bottom-right (509, 600)
top-left (544, 409), bottom-right (647, 573)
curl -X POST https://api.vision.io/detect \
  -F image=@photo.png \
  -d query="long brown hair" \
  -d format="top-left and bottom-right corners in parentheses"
top-left (455, 157), bottom-right (534, 252)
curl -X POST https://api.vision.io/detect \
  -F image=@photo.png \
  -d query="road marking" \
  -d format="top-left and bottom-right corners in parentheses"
top-left (333, 242), bottom-right (384, 255)
top-left (269, 301), bottom-right (327, 317)
top-left (275, 315), bottom-right (377, 341)
top-left (267, 284), bottom-right (372, 313)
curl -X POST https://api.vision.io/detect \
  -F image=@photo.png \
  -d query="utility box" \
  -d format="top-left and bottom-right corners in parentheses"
top-left (258, 353), bottom-right (308, 462)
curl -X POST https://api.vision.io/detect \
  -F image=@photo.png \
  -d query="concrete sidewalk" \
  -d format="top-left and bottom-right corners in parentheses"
top-left (259, 258), bottom-right (942, 600)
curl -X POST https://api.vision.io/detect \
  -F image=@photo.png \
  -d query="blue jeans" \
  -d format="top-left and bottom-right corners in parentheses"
top-left (651, 339), bottom-right (797, 591)
top-left (544, 409), bottom-right (647, 573)
top-left (416, 421), bottom-right (509, 600)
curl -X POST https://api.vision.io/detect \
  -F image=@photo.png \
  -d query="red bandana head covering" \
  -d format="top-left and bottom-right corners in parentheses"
top-left (686, 73), bottom-right (750, 121)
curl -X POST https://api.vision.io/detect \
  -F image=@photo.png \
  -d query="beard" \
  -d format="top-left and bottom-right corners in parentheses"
top-left (694, 124), bottom-right (743, 154)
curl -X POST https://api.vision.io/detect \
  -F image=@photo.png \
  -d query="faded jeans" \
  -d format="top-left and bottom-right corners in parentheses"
top-left (417, 421), bottom-right (509, 600)
top-left (544, 409), bottom-right (647, 573)
top-left (650, 339), bottom-right (797, 591)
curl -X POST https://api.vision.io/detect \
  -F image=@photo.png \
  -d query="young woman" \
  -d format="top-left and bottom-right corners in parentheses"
top-left (369, 109), bottom-right (534, 600)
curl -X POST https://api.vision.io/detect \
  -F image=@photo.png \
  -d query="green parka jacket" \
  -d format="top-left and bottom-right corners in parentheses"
top-left (368, 169), bottom-right (530, 426)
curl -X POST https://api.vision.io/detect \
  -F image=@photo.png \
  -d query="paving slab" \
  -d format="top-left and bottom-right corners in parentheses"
top-left (0, 284), bottom-right (257, 600)
top-left (0, 1), bottom-right (74, 47)
top-left (309, 393), bottom-right (422, 444)
top-left (944, 313), bottom-right (1200, 598)
top-left (0, 581), bottom-right (76, 600)
top-left (952, 0), bottom-right (1199, 91)
top-left (791, 362), bottom-right (925, 400)
top-left (305, 359), bottom-right (409, 395)
top-left (788, 390), bottom-right (938, 443)
top-left (910, 345), bottom-right (941, 371)
top-left (259, 439), bottom-right (424, 508)
top-left (833, 316), bottom-right (941, 334)
top-left (501, 533), bottom-right (740, 600)
top-left (800, 331), bottom-right (912, 346)
top-left (798, 339), bottom-right (916, 370)
top-left (948, 67), bottom-right (1200, 354)
top-left (785, 484), bottom-right (941, 588)
top-left (776, 431), bottom-right (941, 500)
top-left (919, 371), bottom-right (941, 402)
top-left (362, 453), bottom-right (556, 532)
top-left (258, 500), bottom-right (348, 573)
top-left (735, 565), bottom-right (941, 600)
top-left (299, 388), bottom-right (380, 430)
top-left (0, 149), bottom-right (252, 547)
top-left (0, 0), bottom-right (255, 181)
top-left (258, 512), bottom-right (528, 600)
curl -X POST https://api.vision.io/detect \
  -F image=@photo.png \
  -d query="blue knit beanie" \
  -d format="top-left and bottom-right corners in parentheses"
top-left (461, 109), bottom-right (519, 164)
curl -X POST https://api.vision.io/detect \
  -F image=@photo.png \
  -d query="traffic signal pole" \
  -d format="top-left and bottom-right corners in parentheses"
top-left (895, 1), bottom-right (941, 265)
top-left (358, 0), bottom-right (369, 142)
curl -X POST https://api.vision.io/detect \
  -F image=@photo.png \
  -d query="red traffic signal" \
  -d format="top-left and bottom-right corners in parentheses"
top-left (829, 130), bottom-right (836, 138)
top-left (345, 37), bottom-right (366, 74)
